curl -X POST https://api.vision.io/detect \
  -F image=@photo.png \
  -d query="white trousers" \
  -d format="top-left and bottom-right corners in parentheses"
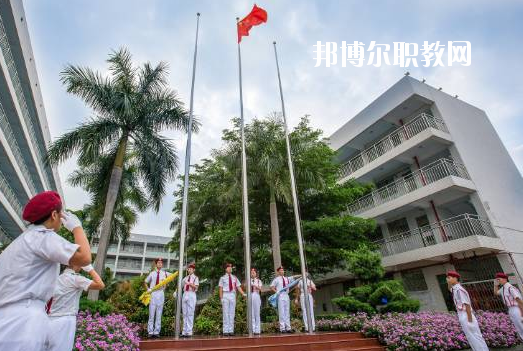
top-left (457, 311), bottom-right (488, 351)
top-left (182, 292), bottom-right (197, 336)
top-left (46, 315), bottom-right (77, 351)
top-left (221, 292), bottom-right (236, 334)
top-left (300, 293), bottom-right (315, 331)
top-left (508, 306), bottom-right (523, 339)
top-left (251, 293), bottom-right (261, 334)
top-left (148, 291), bottom-right (165, 335)
top-left (0, 299), bottom-right (48, 351)
top-left (277, 293), bottom-right (291, 331)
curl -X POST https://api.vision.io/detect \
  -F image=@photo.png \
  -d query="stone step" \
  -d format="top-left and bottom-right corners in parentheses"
top-left (140, 332), bottom-right (385, 351)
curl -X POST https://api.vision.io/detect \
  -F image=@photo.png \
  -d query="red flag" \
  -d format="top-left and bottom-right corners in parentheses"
top-left (237, 4), bottom-right (268, 43)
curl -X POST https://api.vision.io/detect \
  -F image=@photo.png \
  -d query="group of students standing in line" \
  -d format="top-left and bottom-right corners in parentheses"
top-left (0, 191), bottom-right (106, 351)
top-left (146, 261), bottom-right (317, 338)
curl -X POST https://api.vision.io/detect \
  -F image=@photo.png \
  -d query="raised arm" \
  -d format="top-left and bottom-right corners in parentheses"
top-left (85, 266), bottom-right (105, 290)
top-left (62, 212), bottom-right (91, 267)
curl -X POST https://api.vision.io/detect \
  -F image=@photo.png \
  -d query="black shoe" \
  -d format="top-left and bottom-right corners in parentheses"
top-left (153, 335), bottom-right (160, 338)
top-left (287, 329), bottom-right (294, 333)
top-left (148, 334), bottom-right (153, 338)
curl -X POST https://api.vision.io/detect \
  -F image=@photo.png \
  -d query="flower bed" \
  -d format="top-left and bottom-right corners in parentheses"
top-left (317, 311), bottom-right (521, 350)
top-left (74, 312), bottom-right (141, 351)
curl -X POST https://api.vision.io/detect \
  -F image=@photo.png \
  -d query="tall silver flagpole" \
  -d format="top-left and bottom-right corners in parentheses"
top-left (236, 17), bottom-right (253, 337)
top-left (175, 12), bottom-right (200, 339)
top-left (272, 41), bottom-right (314, 334)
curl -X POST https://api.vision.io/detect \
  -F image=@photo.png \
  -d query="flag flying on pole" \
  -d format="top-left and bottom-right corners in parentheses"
top-left (237, 4), bottom-right (268, 42)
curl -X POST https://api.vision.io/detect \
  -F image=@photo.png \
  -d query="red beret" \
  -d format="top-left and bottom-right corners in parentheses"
top-left (154, 258), bottom-right (163, 263)
top-left (496, 272), bottom-right (509, 279)
top-left (22, 191), bottom-right (62, 223)
top-left (276, 266), bottom-right (284, 271)
top-left (446, 271), bottom-right (461, 279)
top-left (225, 263), bottom-right (233, 268)
top-left (187, 263), bottom-right (196, 269)
top-left (250, 267), bottom-right (257, 272)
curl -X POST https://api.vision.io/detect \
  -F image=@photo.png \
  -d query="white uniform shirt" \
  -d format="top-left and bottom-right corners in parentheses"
top-left (250, 278), bottom-right (263, 294)
top-left (0, 225), bottom-right (79, 307)
top-left (219, 274), bottom-right (241, 293)
top-left (452, 283), bottom-right (472, 311)
top-left (48, 268), bottom-right (92, 317)
top-left (183, 274), bottom-right (199, 293)
top-left (497, 282), bottom-right (522, 307)
top-left (300, 278), bottom-right (316, 295)
top-left (270, 276), bottom-right (294, 292)
top-left (145, 269), bottom-right (170, 291)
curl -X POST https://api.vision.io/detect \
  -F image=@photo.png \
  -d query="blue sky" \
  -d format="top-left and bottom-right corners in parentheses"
top-left (23, 1), bottom-right (523, 236)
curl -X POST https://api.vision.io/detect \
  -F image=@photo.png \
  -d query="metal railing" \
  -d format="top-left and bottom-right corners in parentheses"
top-left (0, 169), bottom-right (23, 217)
top-left (0, 102), bottom-right (37, 194)
top-left (339, 113), bottom-right (449, 179)
top-left (347, 158), bottom-right (470, 215)
top-left (0, 15), bottom-right (53, 189)
top-left (375, 214), bottom-right (496, 257)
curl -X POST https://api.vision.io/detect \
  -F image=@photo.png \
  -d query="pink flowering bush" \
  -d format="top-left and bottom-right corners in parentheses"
top-left (318, 311), bottom-right (521, 350)
top-left (74, 312), bottom-right (141, 351)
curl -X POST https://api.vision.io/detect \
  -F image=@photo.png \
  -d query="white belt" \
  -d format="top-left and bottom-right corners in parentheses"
top-left (0, 298), bottom-right (45, 309)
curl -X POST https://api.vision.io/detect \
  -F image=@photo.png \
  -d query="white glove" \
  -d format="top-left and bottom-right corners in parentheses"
top-left (147, 288), bottom-right (152, 293)
top-left (61, 211), bottom-right (82, 231)
top-left (82, 264), bottom-right (94, 273)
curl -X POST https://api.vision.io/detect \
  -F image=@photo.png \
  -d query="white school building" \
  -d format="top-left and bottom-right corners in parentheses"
top-left (316, 75), bottom-right (523, 313)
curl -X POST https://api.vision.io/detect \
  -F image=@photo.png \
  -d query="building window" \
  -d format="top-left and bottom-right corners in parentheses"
top-left (402, 269), bottom-right (428, 292)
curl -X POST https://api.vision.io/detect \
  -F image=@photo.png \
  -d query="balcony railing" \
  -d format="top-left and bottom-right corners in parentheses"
top-left (0, 15), bottom-right (53, 189)
top-left (375, 214), bottom-right (496, 257)
top-left (0, 101), bottom-right (37, 194)
top-left (0, 169), bottom-right (23, 217)
top-left (339, 113), bottom-right (449, 179)
top-left (347, 158), bottom-right (470, 215)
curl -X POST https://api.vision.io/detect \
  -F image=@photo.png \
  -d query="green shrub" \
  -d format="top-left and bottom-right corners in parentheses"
top-left (194, 316), bottom-right (221, 335)
top-left (262, 319), bottom-right (303, 333)
top-left (349, 285), bottom-right (374, 302)
top-left (368, 280), bottom-right (408, 306)
top-left (261, 305), bottom-right (277, 323)
top-left (79, 298), bottom-right (114, 316)
top-left (194, 289), bottom-right (247, 335)
top-left (368, 285), bottom-right (394, 306)
top-left (380, 299), bottom-right (420, 313)
top-left (316, 313), bottom-right (349, 320)
top-left (332, 297), bottom-right (375, 314)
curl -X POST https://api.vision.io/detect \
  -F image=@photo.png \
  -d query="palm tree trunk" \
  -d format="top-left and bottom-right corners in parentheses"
top-left (269, 190), bottom-right (282, 271)
top-left (88, 136), bottom-right (127, 300)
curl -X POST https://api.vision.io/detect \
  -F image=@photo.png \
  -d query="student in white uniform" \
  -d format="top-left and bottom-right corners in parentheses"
top-left (0, 191), bottom-right (91, 351)
top-left (295, 273), bottom-right (316, 332)
top-left (181, 263), bottom-right (199, 337)
top-left (494, 272), bottom-right (523, 339)
top-left (250, 268), bottom-right (263, 335)
top-left (219, 263), bottom-right (246, 336)
top-left (144, 258), bottom-right (170, 338)
top-left (446, 271), bottom-right (488, 351)
top-left (270, 266), bottom-right (295, 333)
top-left (46, 264), bottom-right (105, 351)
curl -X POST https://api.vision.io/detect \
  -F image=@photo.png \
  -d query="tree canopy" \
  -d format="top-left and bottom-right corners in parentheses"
top-left (169, 116), bottom-right (375, 286)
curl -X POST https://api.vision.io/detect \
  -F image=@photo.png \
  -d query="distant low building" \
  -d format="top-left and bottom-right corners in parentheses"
top-left (91, 233), bottom-right (178, 280)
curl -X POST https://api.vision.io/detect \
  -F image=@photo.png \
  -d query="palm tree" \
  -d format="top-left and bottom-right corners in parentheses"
top-left (47, 48), bottom-right (196, 300)
top-left (68, 153), bottom-right (148, 243)
top-left (220, 115), bottom-right (326, 271)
